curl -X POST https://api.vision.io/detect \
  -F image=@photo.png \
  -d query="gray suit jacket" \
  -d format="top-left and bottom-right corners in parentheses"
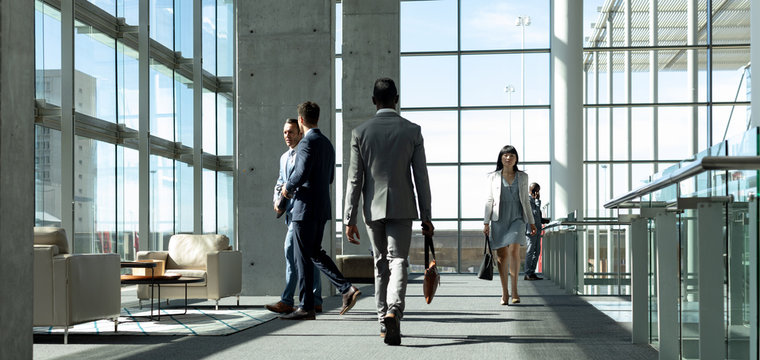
top-left (344, 110), bottom-right (432, 225)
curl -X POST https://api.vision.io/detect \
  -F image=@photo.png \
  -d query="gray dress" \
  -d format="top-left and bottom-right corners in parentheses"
top-left (489, 172), bottom-right (526, 250)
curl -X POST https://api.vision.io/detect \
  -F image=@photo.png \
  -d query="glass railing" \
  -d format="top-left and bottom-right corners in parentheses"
top-left (603, 127), bottom-right (759, 359)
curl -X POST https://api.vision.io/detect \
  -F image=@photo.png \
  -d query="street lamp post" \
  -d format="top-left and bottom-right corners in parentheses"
top-left (516, 15), bottom-right (530, 150)
top-left (505, 84), bottom-right (515, 143)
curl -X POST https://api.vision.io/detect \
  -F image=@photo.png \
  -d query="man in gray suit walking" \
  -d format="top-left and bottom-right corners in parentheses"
top-left (344, 78), bottom-right (434, 346)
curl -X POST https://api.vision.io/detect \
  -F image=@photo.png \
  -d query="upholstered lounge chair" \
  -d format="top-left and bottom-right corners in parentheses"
top-left (33, 227), bottom-right (121, 344)
top-left (135, 234), bottom-right (241, 310)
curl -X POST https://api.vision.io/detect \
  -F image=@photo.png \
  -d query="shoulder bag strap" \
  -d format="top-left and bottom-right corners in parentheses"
top-left (484, 234), bottom-right (492, 254)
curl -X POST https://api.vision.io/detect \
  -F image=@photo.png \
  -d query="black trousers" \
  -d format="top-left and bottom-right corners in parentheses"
top-left (292, 219), bottom-right (352, 311)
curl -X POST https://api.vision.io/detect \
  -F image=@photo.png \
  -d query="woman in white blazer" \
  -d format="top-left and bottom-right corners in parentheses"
top-left (483, 145), bottom-right (536, 305)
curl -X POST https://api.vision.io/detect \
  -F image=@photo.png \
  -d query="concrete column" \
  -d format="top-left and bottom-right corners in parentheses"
top-left (0, 0), bottom-right (34, 357)
top-left (550, 0), bottom-right (583, 220)
top-left (340, 0), bottom-right (399, 255)
top-left (237, 1), bottom-right (335, 295)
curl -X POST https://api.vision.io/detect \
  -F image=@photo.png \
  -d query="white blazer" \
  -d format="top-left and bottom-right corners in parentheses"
top-left (483, 170), bottom-right (535, 225)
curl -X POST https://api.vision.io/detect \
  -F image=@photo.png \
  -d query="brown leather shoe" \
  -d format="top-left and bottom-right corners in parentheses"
top-left (315, 305), bottom-right (323, 313)
top-left (265, 301), bottom-right (295, 314)
top-left (280, 308), bottom-right (316, 320)
top-left (339, 286), bottom-right (361, 315)
top-left (383, 312), bottom-right (401, 345)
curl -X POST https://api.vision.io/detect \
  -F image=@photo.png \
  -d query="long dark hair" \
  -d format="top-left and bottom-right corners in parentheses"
top-left (495, 145), bottom-right (519, 173)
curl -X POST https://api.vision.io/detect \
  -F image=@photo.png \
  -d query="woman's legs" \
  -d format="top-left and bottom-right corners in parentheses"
top-left (507, 244), bottom-right (521, 300)
top-left (495, 246), bottom-right (509, 303)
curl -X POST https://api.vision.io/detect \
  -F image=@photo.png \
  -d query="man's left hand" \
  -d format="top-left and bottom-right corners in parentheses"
top-left (280, 187), bottom-right (291, 199)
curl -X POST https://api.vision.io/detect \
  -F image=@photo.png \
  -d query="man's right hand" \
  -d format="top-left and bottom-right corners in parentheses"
top-left (345, 225), bottom-right (361, 245)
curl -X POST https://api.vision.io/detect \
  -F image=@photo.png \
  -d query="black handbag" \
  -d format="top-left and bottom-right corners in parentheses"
top-left (477, 235), bottom-right (494, 280)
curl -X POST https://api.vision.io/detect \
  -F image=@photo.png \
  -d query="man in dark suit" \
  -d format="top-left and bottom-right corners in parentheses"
top-left (280, 101), bottom-right (360, 320)
top-left (344, 78), bottom-right (434, 345)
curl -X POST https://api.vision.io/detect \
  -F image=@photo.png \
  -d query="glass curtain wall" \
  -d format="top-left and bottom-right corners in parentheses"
top-left (34, 0), bottom-right (235, 259)
top-left (334, 0), bottom-right (552, 273)
top-left (581, 0), bottom-right (750, 294)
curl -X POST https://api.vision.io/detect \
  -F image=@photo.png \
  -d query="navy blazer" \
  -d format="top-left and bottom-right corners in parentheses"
top-left (285, 128), bottom-right (335, 222)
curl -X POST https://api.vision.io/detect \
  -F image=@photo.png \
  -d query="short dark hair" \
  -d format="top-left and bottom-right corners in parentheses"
top-left (284, 118), bottom-right (300, 133)
top-left (297, 101), bottom-right (320, 125)
top-left (373, 78), bottom-right (397, 105)
top-left (530, 182), bottom-right (540, 192)
top-left (495, 145), bottom-right (519, 172)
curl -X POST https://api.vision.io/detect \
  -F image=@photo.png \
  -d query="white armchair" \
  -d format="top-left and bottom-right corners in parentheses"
top-left (135, 234), bottom-right (241, 310)
top-left (33, 227), bottom-right (121, 344)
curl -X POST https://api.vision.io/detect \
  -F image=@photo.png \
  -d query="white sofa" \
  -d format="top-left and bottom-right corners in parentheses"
top-left (135, 234), bottom-right (241, 310)
top-left (33, 227), bottom-right (121, 344)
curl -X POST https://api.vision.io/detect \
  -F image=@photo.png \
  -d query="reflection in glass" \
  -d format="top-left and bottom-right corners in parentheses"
top-left (35, 127), bottom-right (62, 228)
top-left (74, 137), bottom-right (116, 254)
top-left (203, 90), bottom-right (216, 154)
top-left (217, 0), bottom-right (234, 76)
top-left (218, 94), bottom-right (233, 155)
top-left (75, 20), bottom-right (117, 122)
top-left (202, 0), bottom-right (216, 74)
top-left (35, 2), bottom-right (62, 106)
top-left (151, 63), bottom-right (174, 140)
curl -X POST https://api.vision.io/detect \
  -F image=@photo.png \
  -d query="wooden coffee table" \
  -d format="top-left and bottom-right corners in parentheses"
top-left (121, 262), bottom-right (204, 320)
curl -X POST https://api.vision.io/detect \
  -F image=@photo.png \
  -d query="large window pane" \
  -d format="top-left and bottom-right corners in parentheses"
top-left (428, 166), bottom-right (458, 219)
top-left (658, 107), bottom-right (697, 160)
top-left (217, 0), bottom-right (234, 76)
top-left (203, 89), bottom-right (216, 154)
top-left (460, 165), bottom-right (492, 219)
top-left (175, 74), bottom-right (193, 146)
top-left (401, 0), bottom-right (457, 52)
top-left (35, 127), bottom-right (62, 227)
top-left (218, 171), bottom-right (234, 243)
top-left (461, 110), bottom-right (510, 163)
top-left (117, 41), bottom-right (139, 129)
top-left (402, 111), bottom-right (458, 164)
top-left (151, 155), bottom-right (174, 250)
top-left (151, 0), bottom-right (173, 50)
top-left (35, 2), bottom-right (62, 106)
top-left (461, 0), bottom-right (550, 51)
top-left (117, 146), bottom-right (139, 260)
top-left (75, 20), bottom-right (117, 123)
top-left (521, 109), bottom-right (550, 162)
top-left (202, 0), bottom-right (216, 74)
top-left (400, 55), bottom-right (458, 107)
top-left (151, 64), bottom-right (174, 140)
top-left (218, 94), bottom-right (233, 155)
top-left (117, 0), bottom-right (139, 26)
top-left (461, 53), bottom-right (550, 106)
top-left (203, 169), bottom-right (216, 233)
top-left (176, 161), bottom-right (194, 234)
top-left (74, 137), bottom-right (115, 254)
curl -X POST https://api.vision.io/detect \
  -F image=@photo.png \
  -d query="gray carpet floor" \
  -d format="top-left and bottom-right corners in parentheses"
top-left (33, 274), bottom-right (657, 360)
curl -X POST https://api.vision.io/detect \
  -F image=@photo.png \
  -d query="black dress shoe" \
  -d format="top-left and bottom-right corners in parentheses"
top-left (339, 286), bottom-right (361, 315)
top-left (383, 312), bottom-right (401, 345)
top-left (280, 308), bottom-right (316, 320)
top-left (529, 274), bottom-right (543, 280)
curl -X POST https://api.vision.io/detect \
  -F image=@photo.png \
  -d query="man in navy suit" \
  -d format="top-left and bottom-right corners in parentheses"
top-left (280, 101), bottom-right (360, 320)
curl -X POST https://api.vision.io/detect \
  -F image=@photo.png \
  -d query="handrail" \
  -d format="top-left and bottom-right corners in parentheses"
top-left (543, 219), bottom-right (631, 231)
top-left (604, 156), bottom-right (760, 209)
